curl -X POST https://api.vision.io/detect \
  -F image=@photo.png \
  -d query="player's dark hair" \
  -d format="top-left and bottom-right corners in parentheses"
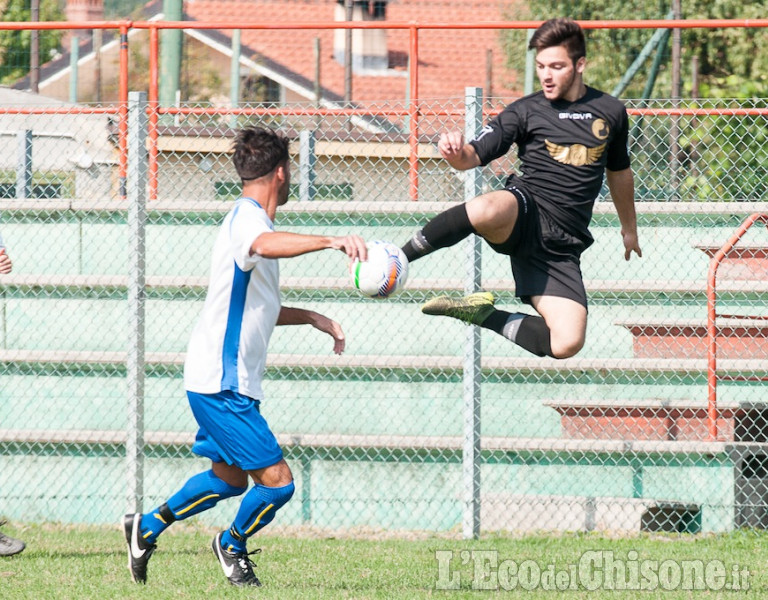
top-left (528, 18), bottom-right (586, 64)
top-left (232, 127), bottom-right (289, 181)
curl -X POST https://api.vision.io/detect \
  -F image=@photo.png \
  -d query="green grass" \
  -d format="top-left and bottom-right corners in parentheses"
top-left (1, 522), bottom-right (767, 599)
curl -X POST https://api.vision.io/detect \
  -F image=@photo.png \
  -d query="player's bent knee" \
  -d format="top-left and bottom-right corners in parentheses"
top-left (260, 480), bottom-right (295, 511)
top-left (549, 336), bottom-right (585, 359)
top-left (252, 458), bottom-right (293, 488)
top-left (237, 481), bottom-right (296, 535)
top-left (467, 192), bottom-right (517, 232)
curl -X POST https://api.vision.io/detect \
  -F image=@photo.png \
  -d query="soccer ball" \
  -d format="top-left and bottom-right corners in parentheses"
top-left (350, 240), bottom-right (409, 299)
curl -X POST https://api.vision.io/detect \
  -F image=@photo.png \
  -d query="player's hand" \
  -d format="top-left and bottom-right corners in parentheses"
top-left (438, 131), bottom-right (466, 161)
top-left (330, 235), bottom-right (367, 262)
top-left (622, 230), bottom-right (642, 261)
top-left (311, 314), bottom-right (346, 355)
top-left (0, 249), bottom-right (12, 274)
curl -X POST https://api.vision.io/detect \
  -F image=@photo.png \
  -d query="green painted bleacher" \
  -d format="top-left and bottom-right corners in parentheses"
top-left (1, 200), bottom-right (766, 532)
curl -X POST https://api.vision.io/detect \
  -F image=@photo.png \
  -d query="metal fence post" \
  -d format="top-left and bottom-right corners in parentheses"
top-left (524, 30), bottom-right (536, 95)
top-left (16, 130), bottom-right (32, 199)
top-left (299, 129), bottom-right (317, 202)
top-left (229, 29), bottom-right (241, 130)
top-left (126, 91), bottom-right (148, 513)
top-left (462, 86), bottom-right (483, 540)
top-left (69, 36), bottom-right (79, 104)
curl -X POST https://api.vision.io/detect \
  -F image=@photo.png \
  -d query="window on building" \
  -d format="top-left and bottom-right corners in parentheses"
top-left (372, 1), bottom-right (386, 19)
top-left (241, 75), bottom-right (281, 104)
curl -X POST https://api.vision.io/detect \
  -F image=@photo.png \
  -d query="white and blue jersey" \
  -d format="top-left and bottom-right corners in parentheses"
top-left (183, 197), bottom-right (280, 400)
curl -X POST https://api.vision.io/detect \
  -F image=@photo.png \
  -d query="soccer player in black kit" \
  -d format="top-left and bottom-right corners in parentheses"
top-left (401, 18), bottom-right (642, 359)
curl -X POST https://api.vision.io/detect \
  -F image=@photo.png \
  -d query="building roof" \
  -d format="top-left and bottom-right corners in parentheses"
top-left (182, 0), bottom-right (520, 105)
top-left (13, 0), bottom-right (522, 133)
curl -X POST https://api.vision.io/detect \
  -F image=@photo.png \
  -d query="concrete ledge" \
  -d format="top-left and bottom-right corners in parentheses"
top-left (3, 273), bottom-right (768, 294)
top-left (0, 429), bottom-right (732, 456)
top-left (1, 349), bottom-right (766, 379)
top-left (615, 317), bottom-right (768, 360)
top-left (482, 494), bottom-right (701, 533)
top-left (544, 398), bottom-right (768, 443)
top-left (696, 243), bottom-right (768, 259)
top-left (1, 199), bottom-right (765, 216)
top-left (695, 242), bottom-right (768, 280)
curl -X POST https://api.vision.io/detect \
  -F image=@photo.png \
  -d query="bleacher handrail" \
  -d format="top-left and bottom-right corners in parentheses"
top-left (707, 213), bottom-right (768, 440)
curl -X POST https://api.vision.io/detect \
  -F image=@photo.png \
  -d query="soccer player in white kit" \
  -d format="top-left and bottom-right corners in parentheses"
top-left (123, 127), bottom-right (367, 587)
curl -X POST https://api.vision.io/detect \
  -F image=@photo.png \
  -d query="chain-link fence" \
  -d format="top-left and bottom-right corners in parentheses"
top-left (1, 18), bottom-right (767, 538)
top-left (1, 92), bottom-right (766, 537)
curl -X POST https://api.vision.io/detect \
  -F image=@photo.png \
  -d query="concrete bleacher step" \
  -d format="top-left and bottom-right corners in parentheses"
top-left (3, 274), bottom-right (768, 297)
top-left (0, 426), bottom-right (708, 534)
top-left (544, 398), bottom-right (768, 442)
top-left (0, 428), bottom-right (732, 456)
top-left (616, 317), bottom-right (768, 360)
top-left (696, 243), bottom-right (768, 280)
top-left (1, 348), bottom-right (767, 382)
top-left (481, 493), bottom-right (701, 533)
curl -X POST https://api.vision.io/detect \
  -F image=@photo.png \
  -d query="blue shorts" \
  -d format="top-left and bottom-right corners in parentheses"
top-left (187, 389), bottom-right (284, 471)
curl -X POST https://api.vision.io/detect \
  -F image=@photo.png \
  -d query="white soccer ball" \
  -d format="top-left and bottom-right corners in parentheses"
top-left (350, 240), bottom-right (409, 299)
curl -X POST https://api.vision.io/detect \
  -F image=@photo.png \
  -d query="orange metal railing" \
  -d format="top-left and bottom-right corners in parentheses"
top-left (706, 214), bottom-right (768, 440)
top-left (129, 18), bottom-right (768, 200)
top-left (117, 24), bottom-right (130, 198)
top-left (1, 18), bottom-right (767, 201)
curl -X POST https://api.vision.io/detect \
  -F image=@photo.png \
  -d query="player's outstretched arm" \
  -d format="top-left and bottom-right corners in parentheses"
top-left (0, 248), bottom-right (12, 274)
top-left (606, 167), bottom-right (642, 261)
top-left (251, 232), bottom-right (367, 261)
top-left (276, 306), bottom-right (345, 355)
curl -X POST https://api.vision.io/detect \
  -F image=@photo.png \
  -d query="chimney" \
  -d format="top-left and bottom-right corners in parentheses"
top-left (334, 0), bottom-right (388, 71)
top-left (65, 0), bottom-right (104, 45)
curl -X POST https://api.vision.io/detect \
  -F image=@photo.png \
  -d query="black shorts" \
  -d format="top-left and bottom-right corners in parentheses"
top-left (485, 180), bottom-right (589, 308)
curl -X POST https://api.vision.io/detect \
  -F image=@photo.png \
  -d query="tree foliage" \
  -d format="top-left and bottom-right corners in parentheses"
top-left (501, 0), bottom-right (768, 99)
top-left (0, 0), bottom-right (64, 84)
top-left (500, 1), bottom-right (767, 202)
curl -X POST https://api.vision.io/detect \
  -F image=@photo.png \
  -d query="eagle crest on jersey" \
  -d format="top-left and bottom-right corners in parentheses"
top-left (544, 140), bottom-right (607, 167)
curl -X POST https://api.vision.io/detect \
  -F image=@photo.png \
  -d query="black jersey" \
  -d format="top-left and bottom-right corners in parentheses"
top-left (469, 86), bottom-right (630, 244)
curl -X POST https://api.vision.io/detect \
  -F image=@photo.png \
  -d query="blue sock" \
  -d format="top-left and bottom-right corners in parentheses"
top-left (219, 482), bottom-right (295, 554)
top-left (141, 469), bottom-right (247, 544)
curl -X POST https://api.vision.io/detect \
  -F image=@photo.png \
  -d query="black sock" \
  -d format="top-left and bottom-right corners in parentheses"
top-left (481, 311), bottom-right (553, 358)
top-left (401, 203), bottom-right (475, 262)
top-left (158, 502), bottom-right (177, 525)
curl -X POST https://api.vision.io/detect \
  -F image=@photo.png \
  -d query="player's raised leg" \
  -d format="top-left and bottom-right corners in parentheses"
top-left (467, 294), bottom-right (586, 359)
top-left (529, 294), bottom-right (587, 358)
top-left (424, 293), bottom-right (586, 359)
top-left (401, 190), bottom-right (520, 262)
top-left (212, 459), bottom-right (295, 587)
